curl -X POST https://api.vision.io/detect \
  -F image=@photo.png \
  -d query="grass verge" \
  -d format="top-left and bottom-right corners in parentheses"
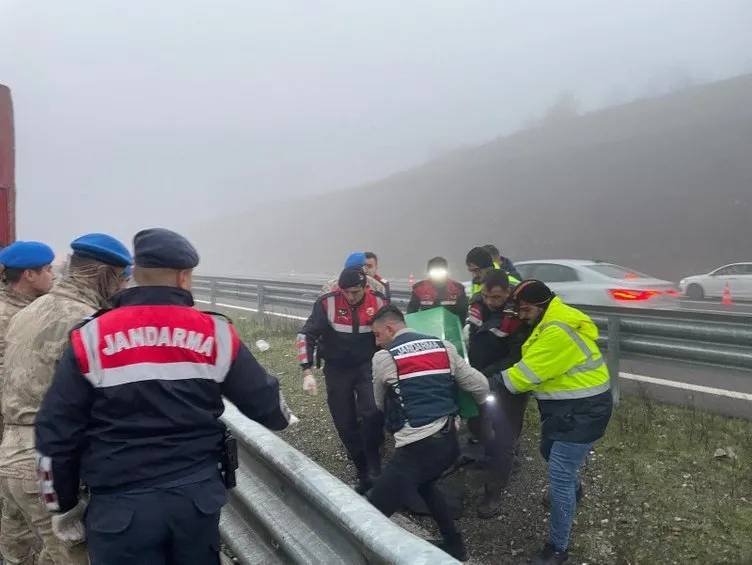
top-left (231, 313), bottom-right (752, 565)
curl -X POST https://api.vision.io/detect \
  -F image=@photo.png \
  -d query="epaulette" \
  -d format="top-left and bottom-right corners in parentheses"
top-left (369, 288), bottom-right (388, 301)
top-left (69, 308), bottom-right (111, 336)
top-left (200, 310), bottom-right (235, 324)
top-left (319, 290), bottom-right (340, 300)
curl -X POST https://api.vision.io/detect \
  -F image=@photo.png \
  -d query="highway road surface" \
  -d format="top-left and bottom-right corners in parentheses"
top-left (194, 291), bottom-right (752, 420)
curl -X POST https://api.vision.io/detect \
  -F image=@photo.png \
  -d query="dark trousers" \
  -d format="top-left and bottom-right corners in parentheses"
top-left (485, 386), bottom-right (530, 490)
top-left (368, 422), bottom-right (460, 540)
top-left (85, 474), bottom-right (227, 565)
top-left (324, 362), bottom-right (384, 475)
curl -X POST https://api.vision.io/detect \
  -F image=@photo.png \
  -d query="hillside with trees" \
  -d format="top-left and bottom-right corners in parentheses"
top-left (194, 73), bottom-right (752, 282)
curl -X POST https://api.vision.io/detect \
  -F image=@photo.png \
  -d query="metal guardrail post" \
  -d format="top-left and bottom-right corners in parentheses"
top-left (607, 315), bottom-right (621, 405)
top-left (257, 283), bottom-right (266, 315)
top-left (210, 279), bottom-right (218, 310)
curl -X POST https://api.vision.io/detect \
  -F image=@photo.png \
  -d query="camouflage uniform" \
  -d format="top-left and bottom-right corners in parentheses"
top-left (0, 283), bottom-right (38, 559)
top-left (0, 284), bottom-right (37, 411)
top-left (0, 277), bottom-right (100, 565)
top-left (320, 274), bottom-right (386, 296)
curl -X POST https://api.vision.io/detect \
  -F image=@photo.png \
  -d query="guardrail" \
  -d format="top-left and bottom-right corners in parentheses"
top-left (193, 275), bottom-right (752, 376)
top-left (203, 275), bottom-right (752, 563)
top-left (220, 401), bottom-right (460, 564)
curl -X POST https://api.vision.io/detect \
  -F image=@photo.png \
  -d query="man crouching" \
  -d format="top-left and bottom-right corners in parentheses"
top-left (367, 305), bottom-right (490, 562)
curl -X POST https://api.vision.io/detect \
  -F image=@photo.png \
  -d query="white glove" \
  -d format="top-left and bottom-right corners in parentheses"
top-left (303, 373), bottom-right (318, 395)
top-left (51, 500), bottom-right (86, 544)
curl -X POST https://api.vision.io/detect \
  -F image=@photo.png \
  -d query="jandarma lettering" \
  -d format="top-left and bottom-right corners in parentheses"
top-left (394, 340), bottom-right (442, 355)
top-left (101, 327), bottom-right (215, 356)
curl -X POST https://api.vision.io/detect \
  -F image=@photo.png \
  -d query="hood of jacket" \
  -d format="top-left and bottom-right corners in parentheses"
top-left (538, 296), bottom-right (599, 341)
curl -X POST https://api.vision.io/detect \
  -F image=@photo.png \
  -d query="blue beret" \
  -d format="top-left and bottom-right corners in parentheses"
top-left (70, 233), bottom-right (132, 267)
top-left (344, 252), bottom-right (366, 269)
top-left (133, 228), bottom-right (199, 270)
top-left (0, 241), bottom-right (55, 269)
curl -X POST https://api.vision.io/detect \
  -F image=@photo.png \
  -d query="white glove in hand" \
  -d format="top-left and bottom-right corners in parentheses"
top-left (51, 500), bottom-right (86, 544)
top-left (302, 373), bottom-right (318, 395)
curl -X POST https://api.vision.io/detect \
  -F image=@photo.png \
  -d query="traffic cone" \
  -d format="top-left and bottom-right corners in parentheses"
top-left (408, 272), bottom-right (414, 286)
top-left (722, 282), bottom-right (733, 305)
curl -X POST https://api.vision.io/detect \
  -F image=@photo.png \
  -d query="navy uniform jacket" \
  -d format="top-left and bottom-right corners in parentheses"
top-left (297, 288), bottom-right (387, 369)
top-left (34, 286), bottom-right (292, 513)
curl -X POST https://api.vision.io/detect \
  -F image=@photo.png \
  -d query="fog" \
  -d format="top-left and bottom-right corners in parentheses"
top-left (1, 0), bottom-right (751, 264)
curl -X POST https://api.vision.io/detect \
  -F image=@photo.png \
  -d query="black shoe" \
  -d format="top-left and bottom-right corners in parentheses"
top-left (532, 543), bottom-right (569, 564)
top-left (352, 474), bottom-right (374, 495)
top-left (477, 483), bottom-right (503, 519)
top-left (429, 537), bottom-right (469, 562)
top-left (542, 484), bottom-right (583, 509)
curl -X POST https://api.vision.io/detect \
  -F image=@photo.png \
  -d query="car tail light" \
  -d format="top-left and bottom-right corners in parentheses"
top-left (608, 289), bottom-right (662, 301)
top-left (664, 289), bottom-right (680, 297)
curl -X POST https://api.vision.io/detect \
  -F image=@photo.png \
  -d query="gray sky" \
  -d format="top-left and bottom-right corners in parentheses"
top-left (1, 0), bottom-right (750, 259)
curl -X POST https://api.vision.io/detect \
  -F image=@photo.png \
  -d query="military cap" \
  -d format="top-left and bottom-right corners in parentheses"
top-left (338, 266), bottom-right (367, 289)
top-left (0, 241), bottom-right (55, 269)
top-left (133, 228), bottom-right (199, 270)
top-left (344, 252), bottom-right (366, 269)
top-left (71, 233), bottom-right (132, 267)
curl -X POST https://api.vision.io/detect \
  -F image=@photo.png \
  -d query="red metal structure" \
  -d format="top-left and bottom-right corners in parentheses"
top-left (0, 84), bottom-right (16, 248)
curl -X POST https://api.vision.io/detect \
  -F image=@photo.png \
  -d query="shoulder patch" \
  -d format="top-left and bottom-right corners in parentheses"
top-left (200, 310), bottom-right (235, 324)
top-left (369, 289), bottom-right (388, 301)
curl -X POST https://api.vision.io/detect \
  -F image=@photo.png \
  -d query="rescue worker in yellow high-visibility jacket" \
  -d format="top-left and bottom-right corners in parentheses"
top-left (498, 280), bottom-right (612, 565)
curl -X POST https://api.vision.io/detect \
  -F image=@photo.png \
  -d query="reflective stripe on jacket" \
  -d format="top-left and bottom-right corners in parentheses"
top-left (502, 297), bottom-right (610, 400)
top-left (471, 265), bottom-right (520, 298)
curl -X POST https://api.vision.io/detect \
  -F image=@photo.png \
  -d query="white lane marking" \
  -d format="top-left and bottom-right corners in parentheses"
top-left (195, 299), bottom-right (307, 321)
top-left (197, 299), bottom-right (752, 402)
top-left (619, 372), bottom-right (752, 401)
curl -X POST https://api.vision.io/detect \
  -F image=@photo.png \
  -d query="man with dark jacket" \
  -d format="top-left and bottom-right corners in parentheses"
top-left (369, 305), bottom-right (489, 562)
top-left (407, 256), bottom-right (468, 322)
top-left (467, 269), bottom-right (531, 518)
top-left (299, 266), bottom-right (389, 493)
top-left (34, 228), bottom-right (296, 565)
top-left (483, 244), bottom-right (522, 282)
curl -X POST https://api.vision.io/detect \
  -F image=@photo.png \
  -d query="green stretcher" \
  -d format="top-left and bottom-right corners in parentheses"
top-left (403, 307), bottom-right (480, 419)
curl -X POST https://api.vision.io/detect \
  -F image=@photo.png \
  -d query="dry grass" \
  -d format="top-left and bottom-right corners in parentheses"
top-left (231, 313), bottom-right (752, 565)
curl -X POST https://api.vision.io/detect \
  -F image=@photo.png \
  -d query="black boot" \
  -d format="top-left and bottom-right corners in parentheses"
top-left (365, 448), bottom-right (382, 480)
top-left (353, 473), bottom-right (374, 495)
top-left (429, 534), bottom-right (469, 562)
top-left (351, 454), bottom-right (373, 495)
top-left (532, 542), bottom-right (569, 564)
top-left (477, 482), bottom-right (503, 519)
top-left (542, 484), bottom-right (583, 509)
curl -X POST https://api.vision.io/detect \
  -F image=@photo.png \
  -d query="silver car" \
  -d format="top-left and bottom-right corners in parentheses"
top-left (511, 259), bottom-right (681, 309)
top-left (679, 262), bottom-right (752, 301)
